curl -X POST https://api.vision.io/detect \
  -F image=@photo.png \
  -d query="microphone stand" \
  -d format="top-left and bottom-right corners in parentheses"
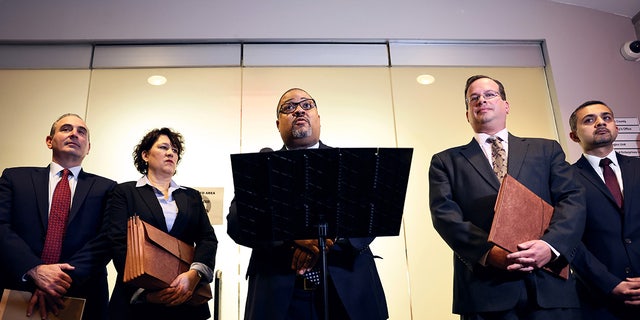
top-left (317, 221), bottom-right (329, 320)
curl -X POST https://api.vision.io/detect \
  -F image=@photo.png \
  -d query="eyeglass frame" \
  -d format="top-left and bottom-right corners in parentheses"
top-left (465, 90), bottom-right (503, 104)
top-left (278, 99), bottom-right (317, 115)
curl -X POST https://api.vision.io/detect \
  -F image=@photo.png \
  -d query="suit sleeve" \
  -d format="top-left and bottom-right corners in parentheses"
top-left (0, 169), bottom-right (43, 280)
top-left (538, 141), bottom-right (586, 262)
top-left (428, 153), bottom-right (494, 268)
top-left (106, 184), bottom-right (133, 274)
top-left (64, 178), bottom-right (116, 284)
top-left (572, 242), bottom-right (621, 294)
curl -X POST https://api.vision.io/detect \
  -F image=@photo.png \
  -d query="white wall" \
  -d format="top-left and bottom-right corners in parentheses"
top-left (0, 0), bottom-right (638, 161)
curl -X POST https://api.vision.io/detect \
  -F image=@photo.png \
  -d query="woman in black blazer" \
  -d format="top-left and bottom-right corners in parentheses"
top-left (106, 127), bottom-right (217, 320)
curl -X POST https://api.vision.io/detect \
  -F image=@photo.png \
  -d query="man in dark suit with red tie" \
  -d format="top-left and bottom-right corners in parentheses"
top-left (568, 100), bottom-right (640, 319)
top-left (0, 113), bottom-right (116, 320)
top-left (429, 75), bottom-right (586, 319)
top-left (227, 88), bottom-right (388, 320)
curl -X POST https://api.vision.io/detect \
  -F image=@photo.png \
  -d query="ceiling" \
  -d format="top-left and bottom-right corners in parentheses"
top-left (546, 0), bottom-right (640, 18)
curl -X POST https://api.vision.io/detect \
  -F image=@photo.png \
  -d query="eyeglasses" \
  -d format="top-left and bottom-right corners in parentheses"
top-left (278, 99), bottom-right (316, 114)
top-left (466, 90), bottom-right (502, 104)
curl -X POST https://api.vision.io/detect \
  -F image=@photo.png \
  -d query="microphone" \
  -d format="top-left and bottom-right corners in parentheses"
top-left (260, 147), bottom-right (274, 153)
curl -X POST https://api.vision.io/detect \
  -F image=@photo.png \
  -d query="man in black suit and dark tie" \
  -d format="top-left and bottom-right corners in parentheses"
top-left (429, 75), bottom-right (586, 319)
top-left (0, 113), bottom-right (116, 320)
top-left (568, 100), bottom-right (640, 319)
top-left (227, 88), bottom-right (389, 320)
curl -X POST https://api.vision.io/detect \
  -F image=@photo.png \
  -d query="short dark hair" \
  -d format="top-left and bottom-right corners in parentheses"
top-left (49, 113), bottom-right (85, 136)
top-left (276, 87), bottom-right (314, 117)
top-left (569, 100), bottom-right (612, 132)
top-left (133, 127), bottom-right (184, 174)
top-left (464, 75), bottom-right (507, 110)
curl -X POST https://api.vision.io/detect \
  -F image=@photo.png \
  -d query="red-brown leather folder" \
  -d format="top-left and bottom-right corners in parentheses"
top-left (124, 216), bottom-right (193, 289)
top-left (489, 174), bottom-right (569, 279)
top-left (124, 216), bottom-right (212, 303)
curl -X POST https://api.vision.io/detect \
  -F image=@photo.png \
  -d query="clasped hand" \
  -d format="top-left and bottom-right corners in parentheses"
top-left (291, 239), bottom-right (334, 275)
top-left (488, 240), bottom-right (552, 272)
top-left (145, 269), bottom-right (200, 306)
top-left (26, 263), bottom-right (75, 319)
top-left (612, 277), bottom-right (640, 306)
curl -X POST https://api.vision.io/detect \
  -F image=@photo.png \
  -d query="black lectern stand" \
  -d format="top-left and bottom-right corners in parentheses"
top-left (230, 147), bottom-right (413, 320)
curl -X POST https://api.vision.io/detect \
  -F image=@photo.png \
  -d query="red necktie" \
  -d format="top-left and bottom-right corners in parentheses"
top-left (599, 158), bottom-right (623, 208)
top-left (41, 169), bottom-right (72, 264)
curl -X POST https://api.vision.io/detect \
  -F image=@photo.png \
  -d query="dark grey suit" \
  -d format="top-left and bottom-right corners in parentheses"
top-left (571, 153), bottom-right (640, 319)
top-left (429, 133), bottom-right (585, 315)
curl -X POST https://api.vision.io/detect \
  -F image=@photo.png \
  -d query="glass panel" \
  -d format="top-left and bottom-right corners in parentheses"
top-left (83, 67), bottom-right (242, 318)
top-left (0, 69), bottom-right (91, 168)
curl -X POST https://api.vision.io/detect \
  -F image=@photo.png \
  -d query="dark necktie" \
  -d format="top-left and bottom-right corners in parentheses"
top-left (599, 158), bottom-right (623, 208)
top-left (487, 136), bottom-right (507, 182)
top-left (41, 169), bottom-right (72, 264)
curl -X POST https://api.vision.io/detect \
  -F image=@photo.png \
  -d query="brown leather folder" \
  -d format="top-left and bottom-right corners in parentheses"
top-left (489, 174), bottom-right (569, 279)
top-left (124, 216), bottom-right (212, 303)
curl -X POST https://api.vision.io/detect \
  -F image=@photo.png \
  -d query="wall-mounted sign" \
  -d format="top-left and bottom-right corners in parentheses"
top-left (195, 187), bottom-right (224, 225)
top-left (615, 117), bottom-right (639, 157)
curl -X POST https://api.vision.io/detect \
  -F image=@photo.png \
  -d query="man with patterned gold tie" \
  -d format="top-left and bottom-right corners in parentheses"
top-left (0, 113), bottom-right (116, 320)
top-left (569, 100), bottom-right (640, 319)
top-left (429, 75), bottom-right (586, 319)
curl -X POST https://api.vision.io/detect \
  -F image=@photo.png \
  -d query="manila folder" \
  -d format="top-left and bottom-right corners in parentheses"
top-left (0, 289), bottom-right (85, 320)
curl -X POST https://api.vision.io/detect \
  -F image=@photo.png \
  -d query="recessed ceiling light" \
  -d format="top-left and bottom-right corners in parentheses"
top-left (416, 74), bottom-right (435, 85)
top-left (147, 75), bottom-right (167, 86)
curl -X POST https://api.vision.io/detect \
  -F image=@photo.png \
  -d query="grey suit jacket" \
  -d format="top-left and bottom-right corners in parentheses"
top-left (429, 133), bottom-right (585, 314)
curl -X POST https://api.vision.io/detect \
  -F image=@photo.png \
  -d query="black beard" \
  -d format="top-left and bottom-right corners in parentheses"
top-left (292, 127), bottom-right (312, 138)
top-left (593, 134), bottom-right (613, 146)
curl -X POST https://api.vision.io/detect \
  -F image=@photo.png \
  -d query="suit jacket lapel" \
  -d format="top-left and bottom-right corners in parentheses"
top-left (575, 155), bottom-right (621, 210)
top-left (69, 170), bottom-right (91, 223)
top-left (278, 140), bottom-right (330, 151)
top-left (136, 185), bottom-right (169, 232)
top-left (619, 153), bottom-right (638, 215)
top-left (33, 167), bottom-right (50, 228)
top-left (505, 133), bottom-right (527, 181)
top-left (170, 189), bottom-right (190, 236)
top-left (460, 138), bottom-right (501, 191)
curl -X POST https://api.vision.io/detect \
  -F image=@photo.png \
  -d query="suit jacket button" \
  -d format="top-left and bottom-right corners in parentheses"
top-left (625, 238), bottom-right (632, 244)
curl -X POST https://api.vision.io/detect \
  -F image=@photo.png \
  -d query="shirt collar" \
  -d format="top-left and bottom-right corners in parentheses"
top-left (285, 141), bottom-right (320, 150)
top-left (49, 162), bottom-right (81, 179)
top-left (584, 150), bottom-right (619, 168)
top-left (136, 175), bottom-right (184, 192)
top-left (475, 128), bottom-right (508, 146)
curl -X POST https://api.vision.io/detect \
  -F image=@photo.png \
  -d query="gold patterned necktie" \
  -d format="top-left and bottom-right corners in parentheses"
top-left (487, 136), bottom-right (507, 182)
